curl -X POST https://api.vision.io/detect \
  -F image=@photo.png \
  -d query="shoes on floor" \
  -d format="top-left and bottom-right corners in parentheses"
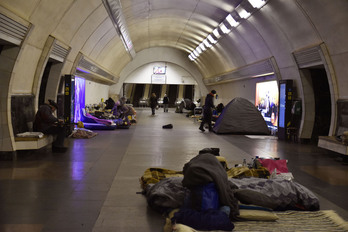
top-left (162, 124), bottom-right (173, 129)
top-left (199, 127), bottom-right (205, 132)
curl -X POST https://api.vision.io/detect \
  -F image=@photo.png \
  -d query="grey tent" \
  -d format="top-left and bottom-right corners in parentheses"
top-left (213, 97), bottom-right (270, 134)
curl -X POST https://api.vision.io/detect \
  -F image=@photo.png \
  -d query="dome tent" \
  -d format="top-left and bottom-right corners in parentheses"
top-left (213, 97), bottom-right (270, 135)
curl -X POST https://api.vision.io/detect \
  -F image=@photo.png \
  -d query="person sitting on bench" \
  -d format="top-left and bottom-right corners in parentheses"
top-left (33, 99), bottom-right (67, 152)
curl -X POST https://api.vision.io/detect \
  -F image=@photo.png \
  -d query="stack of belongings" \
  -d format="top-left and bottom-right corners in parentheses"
top-left (171, 150), bottom-right (238, 231)
top-left (141, 148), bottom-right (321, 232)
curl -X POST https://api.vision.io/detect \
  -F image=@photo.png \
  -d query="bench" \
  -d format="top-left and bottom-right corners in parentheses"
top-left (318, 136), bottom-right (348, 156)
top-left (15, 135), bottom-right (54, 150)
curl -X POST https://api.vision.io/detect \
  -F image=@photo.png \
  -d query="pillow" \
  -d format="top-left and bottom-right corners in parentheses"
top-left (172, 223), bottom-right (198, 232)
top-left (238, 209), bottom-right (279, 221)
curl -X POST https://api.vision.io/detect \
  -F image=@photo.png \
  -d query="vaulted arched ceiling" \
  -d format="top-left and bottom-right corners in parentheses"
top-left (1, 0), bottom-right (348, 96)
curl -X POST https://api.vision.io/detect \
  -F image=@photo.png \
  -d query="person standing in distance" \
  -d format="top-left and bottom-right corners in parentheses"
top-left (149, 93), bottom-right (158, 115)
top-left (199, 90), bottom-right (216, 132)
top-left (163, 94), bottom-right (169, 112)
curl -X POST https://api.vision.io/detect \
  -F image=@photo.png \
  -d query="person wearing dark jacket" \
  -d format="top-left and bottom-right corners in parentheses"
top-left (104, 97), bottom-right (115, 109)
top-left (149, 93), bottom-right (158, 115)
top-left (33, 100), bottom-right (67, 152)
top-left (163, 94), bottom-right (169, 112)
top-left (199, 90), bottom-right (216, 132)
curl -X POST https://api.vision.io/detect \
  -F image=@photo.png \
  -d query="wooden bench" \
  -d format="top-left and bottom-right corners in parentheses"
top-left (15, 135), bottom-right (54, 150)
top-left (318, 136), bottom-right (348, 156)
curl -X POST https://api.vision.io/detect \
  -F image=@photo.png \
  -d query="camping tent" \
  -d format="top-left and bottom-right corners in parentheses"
top-left (213, 97), bottom-right (270, 135)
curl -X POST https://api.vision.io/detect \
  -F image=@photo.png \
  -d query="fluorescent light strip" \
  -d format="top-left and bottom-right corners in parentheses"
top-left (238, 8), bottom-right (251, 19)
top-left (199, 43), bottom-right (206, 51)
top-left (203, 39), bottom-right (212, 48)
top-left (207, 35), bottom-right (217, 44)
top-left (248, 0), bottom-right (266, 8)
top-left (220, 23), bottom-right (231, 34)
top-left (103, 0), bottom-right (136, 58)
top-left (188, 0), bottom-right (268, 61)
top-left (226, 14), bottom-right (239, 27)
top-left (213, 28), bottom-right (221, 39)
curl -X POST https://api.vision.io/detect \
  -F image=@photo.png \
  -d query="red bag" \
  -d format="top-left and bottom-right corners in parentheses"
top-left (258, 159), bottom-right (288, 174)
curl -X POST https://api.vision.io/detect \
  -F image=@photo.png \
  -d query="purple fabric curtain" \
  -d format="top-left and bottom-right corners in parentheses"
top-left (74, 77), bottom-right (86, 123)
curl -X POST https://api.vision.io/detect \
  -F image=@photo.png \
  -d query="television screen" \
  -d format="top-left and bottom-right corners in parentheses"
top-left (255, 80), bottom-right (279, 131)
top-left (153, 66), bottom-right (166, 74)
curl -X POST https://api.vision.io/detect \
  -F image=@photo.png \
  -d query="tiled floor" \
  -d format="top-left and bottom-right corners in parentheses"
top-left (1, 108), bottom-right (348, 232)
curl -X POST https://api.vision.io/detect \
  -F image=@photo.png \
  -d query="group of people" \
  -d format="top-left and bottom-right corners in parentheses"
top-left (150, 89), bottom-right (217, 133)
top-left (33, 96), bottom-right (137, 153)
top-left (33, 90), bottom-right (216, 153)
top-left (149, 93), bottom-right (169, 115)
top-left (109, 97), bottom-right (135, 125)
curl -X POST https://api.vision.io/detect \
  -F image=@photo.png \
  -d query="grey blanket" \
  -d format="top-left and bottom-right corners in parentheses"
top-left (145, 177), bottom-right (188, 213)
top-left (145, 177), bottom-right (320, 214)
top-left (229, 177), bottom-right (320, 211)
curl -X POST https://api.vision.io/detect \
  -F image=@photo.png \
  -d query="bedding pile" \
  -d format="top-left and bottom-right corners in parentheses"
top-left (140, 149), bottom-right (320, 231)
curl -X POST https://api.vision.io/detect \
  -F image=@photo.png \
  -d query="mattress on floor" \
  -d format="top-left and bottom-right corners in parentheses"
top-left (82, 122), bottom-right (117, 130)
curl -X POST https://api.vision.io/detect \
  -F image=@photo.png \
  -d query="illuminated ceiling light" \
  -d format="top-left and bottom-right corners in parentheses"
top-left (207, 34), bottom-right (217, 44)
top-left (251, 72), bottom-right (274, 78)
top-left (226, 14), bottom-right (239, 27)
top-left (102, 0), bottom-right (136, 58)
top-left (199, 43), bottom-right (206, 51)
top-left (238, 8), bottom-right (251, 19)
top-left (203, 39), bottom-right (212, 48)
top-left (76, 67), bottom-right (90, 74)
top-left (213, 28), bottom-right (221, 39)
top-left (219, 23), bottom-right (231, 34)
top-left (248, 0), bottom-right (266, 8)
top-left (193, 50), bottom-right (199, 57)
top-left (188, 55), bottom-right (194, 61)
top-left (196, 46), bottom-right (202, 54)
top-left (191, 53), bottom-right (197, 59)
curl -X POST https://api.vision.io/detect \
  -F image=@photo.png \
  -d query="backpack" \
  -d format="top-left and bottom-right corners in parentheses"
top-left (185, 182), bottom-right (219, 211)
